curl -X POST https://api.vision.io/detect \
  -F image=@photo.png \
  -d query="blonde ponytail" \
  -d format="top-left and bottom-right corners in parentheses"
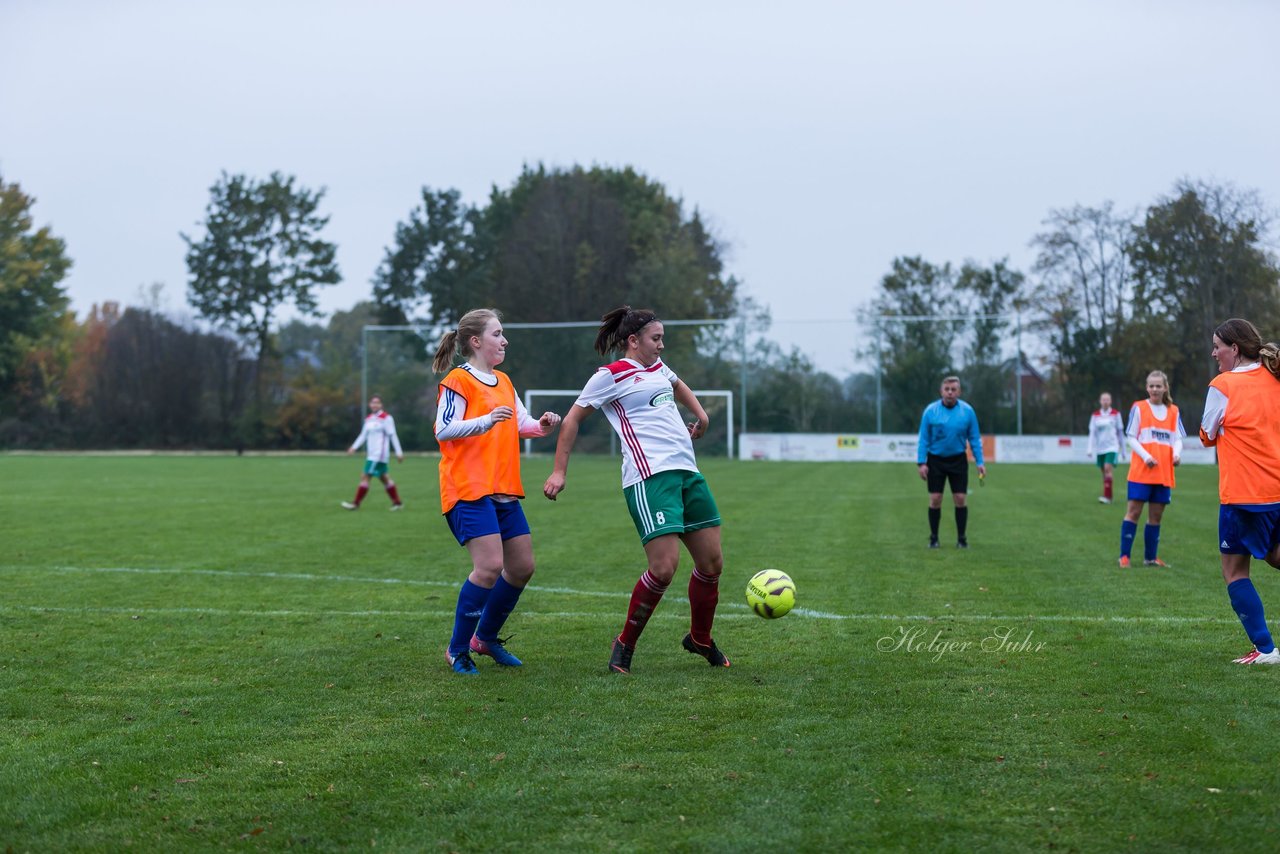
top-left (431, 308), bottom-right (501, 373)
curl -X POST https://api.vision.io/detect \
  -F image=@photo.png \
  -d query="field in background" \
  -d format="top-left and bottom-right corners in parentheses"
top-left (3, 455), bottom-right (1279, 851)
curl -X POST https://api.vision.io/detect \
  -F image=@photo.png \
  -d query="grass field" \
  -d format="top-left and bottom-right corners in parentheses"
top-left (3, 453), bottom-right (1279, 852)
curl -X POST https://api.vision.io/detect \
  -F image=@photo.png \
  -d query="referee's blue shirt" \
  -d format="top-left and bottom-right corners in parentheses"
top-left (917, 399), bottom-right (984, 466)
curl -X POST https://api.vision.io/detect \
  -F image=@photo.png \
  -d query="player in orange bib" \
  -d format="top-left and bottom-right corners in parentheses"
top-left (432, 309), bottom-right (561, 676)
top-left (1118, 370), bottom-right (1184, 568)
top-left (1199, 318), bottom-right (1280, 665)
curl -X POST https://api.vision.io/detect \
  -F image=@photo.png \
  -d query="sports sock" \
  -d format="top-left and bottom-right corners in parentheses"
top-left (955, 506), bottom-right (969, 542)
top-left (448, 579), bottom-right (491, 656)
top-left (385, 480), bottom-right (402, 505)
top-left (1143, 524), bottom-right (1160, 561)
top-left (475, 574), bottom-right (524, 642)
top-left (353, 483), bottom-right (370, 507)
top-left (928, 508), bottom-right (941, 540)
top-left (688, 567), bottom-right (720, 646)
top-left (1120, 519), bottom-right (1137, 558)
top-left (1103, 473), bottom-right (1113, 500)
top-left (1228, 578), bottom-right (1276, 654)
top-left (619, 570), bottom-right (669, 648)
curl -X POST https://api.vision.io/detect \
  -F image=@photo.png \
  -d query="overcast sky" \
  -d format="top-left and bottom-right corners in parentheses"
top-left (3, 0), bottom-right (1278, 372)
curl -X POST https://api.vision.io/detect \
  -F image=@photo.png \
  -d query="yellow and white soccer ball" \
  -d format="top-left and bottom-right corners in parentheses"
top-left (745, 569), bottom-right (796, 619)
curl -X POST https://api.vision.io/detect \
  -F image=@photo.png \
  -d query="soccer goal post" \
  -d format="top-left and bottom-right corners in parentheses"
top-left (523, 389), bottom-right (735, 459)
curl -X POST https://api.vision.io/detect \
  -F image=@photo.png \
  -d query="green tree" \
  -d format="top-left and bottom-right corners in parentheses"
top-left (863, 256), bottom-right (1027, 433)
top-left (182, 171), bottom-right (341, 425)
top-left (866, 257), bottom-right (965, 431)
top-left (955, 259), bottom-right (1027, 433)
top-left (1128, 179), bottom-right (1280, 425)
top-left (371, 164), bottom-right (738, 393)
top-left (1028, 202), bottom-right (1136, 430)
top-left (0, 176), bottom-right (72, 412)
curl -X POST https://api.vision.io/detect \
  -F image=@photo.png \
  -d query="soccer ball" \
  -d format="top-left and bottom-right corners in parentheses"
top-left (745, 569), bottom-right (796, 619)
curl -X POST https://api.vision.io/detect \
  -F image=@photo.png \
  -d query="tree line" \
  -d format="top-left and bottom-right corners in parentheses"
top-left (1, 168), bottom-right (1276, 449)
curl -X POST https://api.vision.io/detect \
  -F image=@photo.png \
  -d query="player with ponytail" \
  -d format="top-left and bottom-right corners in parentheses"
top-left (544, 306), bottom-right (730, 675)
top-left (1118, 370), bottom-right (1184, 568)
top-left (1200, 318), bottom-right (1280, 664)
top-left (433, 308), bottom-right (561, 675)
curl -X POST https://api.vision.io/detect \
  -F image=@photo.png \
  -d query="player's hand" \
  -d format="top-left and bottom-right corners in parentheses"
top-left (688, 418), bottom-right (708, 439)
top-left (543, 472), bottom-right (566, 500)
top-left (346, 448), bottom-right (354, 455)
top-left (489, 405), bottom-right (514, 423)
top-left (1172, 455), bottom-right (1181, 466)
top-left (977, 464), bottom-right (987, 478)
top-left (397, 455), bottom-right (404, 463)
top-left (539, 411), bottom-right (562, 432)
top-left (1145, 457), bottom-right (1157, 468)
top-left (918, 464), bottom-right (929, 480)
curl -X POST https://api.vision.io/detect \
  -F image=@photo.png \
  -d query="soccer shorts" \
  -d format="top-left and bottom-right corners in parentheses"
top-left (1095, 452), bottom-right (1118, 468)
top-left (1126, 481), bottom-right (1172, 504)
top-left (363, 460), bottom-right (389, 477)
top-left (444, 497), bottom-right (531, 546)
top-left (925, 453), bottom-right (969, 495)
top-left (624, 469), bottom-right (721, 545)
top-left (1218, 504), bottom-right (1280, 558)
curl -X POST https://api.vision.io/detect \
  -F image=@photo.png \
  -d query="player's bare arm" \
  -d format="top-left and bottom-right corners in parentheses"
top-left (672, 380), bottom-right (709, 439)
top-left (543, 405), bottom-right (592, 500)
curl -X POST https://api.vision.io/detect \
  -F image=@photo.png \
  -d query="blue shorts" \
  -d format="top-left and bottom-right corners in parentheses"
top-left (1219, 505), bottom-right (1280, 557)
top-left (445, 497), bottom-right (531, 546)
top-left (1127, 482), bottom-right (1172, 504)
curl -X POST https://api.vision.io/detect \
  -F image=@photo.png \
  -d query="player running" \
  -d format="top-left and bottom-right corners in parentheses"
top-left (341, 395), bottom-right (405, 511)
top-left (543, 306), bottom-right (729, 675)
top-left (1118, 371), bottom-right (1184, 568)
top-left (1199, 318), bottom-right (1280, 664)
top-left (433, 309), bottom-right (561, 676)
top-left (1085, 392), bottom-right (1125, 504)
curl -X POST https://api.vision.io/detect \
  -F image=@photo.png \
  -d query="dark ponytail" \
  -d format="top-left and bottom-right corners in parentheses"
top-left (594, 306), bottom-right (659, 356)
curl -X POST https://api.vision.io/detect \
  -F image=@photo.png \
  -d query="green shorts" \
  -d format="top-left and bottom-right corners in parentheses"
top-left (363, 460), bottom-right (389, 477)
top-left (1095, 452), bottom-right (1118, 469)
top-left (623, 469), bottom-right (721, 544)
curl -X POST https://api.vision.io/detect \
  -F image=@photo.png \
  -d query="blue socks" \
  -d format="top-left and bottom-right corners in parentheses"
top-left (476, 575), bottom-right (525, 643)
top-left (1143, 524), bottom-right (1160, 561)
top-left (1228, 578), bottom-right (1275, 654)
top-left (1120, 519), bottom-right (1137, 558)
top-left (448, 579), bottom-right (491, 656)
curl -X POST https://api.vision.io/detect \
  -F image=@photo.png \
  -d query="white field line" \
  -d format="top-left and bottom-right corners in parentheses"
top-left (0, 564), bottom-right (1236, 625)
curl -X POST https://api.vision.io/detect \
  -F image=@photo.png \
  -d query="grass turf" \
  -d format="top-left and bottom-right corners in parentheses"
top-left (2, 454), bottom-right (1279, 851)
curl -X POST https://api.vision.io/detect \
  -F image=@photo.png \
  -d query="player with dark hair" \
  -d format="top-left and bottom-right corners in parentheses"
top-left (1119, 371), bottom-right (1183, 568)
top-left (1200, 318), bottom-right (1280, 664)
top-left (543, 306), bottom-right (729, 675)
top-left (917, 376), bottom-right (985, 548)
top-left (341, 395), bottom-right (404, 511)
top-left (432, 308), bottom-right (561, 675)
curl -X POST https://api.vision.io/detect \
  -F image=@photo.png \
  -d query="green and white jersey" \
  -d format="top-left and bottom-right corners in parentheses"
top-left (574, 358), bottom-right (698, 489)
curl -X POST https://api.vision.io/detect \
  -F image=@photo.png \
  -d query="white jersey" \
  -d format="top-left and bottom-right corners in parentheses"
top-left (574, 358), bottom-right (698, 488)
top-left (1086, 407), bottom-right (1125, 456)
top-left (350, 411), bottom-right (403, 463)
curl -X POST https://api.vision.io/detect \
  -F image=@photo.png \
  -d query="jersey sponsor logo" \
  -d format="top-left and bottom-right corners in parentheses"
top-left (649, 391), bottom-right (674, 407)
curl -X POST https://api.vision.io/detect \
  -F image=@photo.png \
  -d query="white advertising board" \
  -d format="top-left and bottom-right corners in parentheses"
top-left (739, 433), bottom-right (1215, 465)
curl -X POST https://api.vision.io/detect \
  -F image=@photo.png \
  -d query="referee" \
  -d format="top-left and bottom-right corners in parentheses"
top-left (917, 376), bottom-right (986, 548)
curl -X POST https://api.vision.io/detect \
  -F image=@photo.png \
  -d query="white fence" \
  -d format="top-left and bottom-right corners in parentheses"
top-left (738, 433), bottom-right (1216, 465)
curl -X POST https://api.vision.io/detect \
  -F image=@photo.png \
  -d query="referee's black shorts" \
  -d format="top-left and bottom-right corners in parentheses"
top-left (926, 453), bottom-right (969, 495)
